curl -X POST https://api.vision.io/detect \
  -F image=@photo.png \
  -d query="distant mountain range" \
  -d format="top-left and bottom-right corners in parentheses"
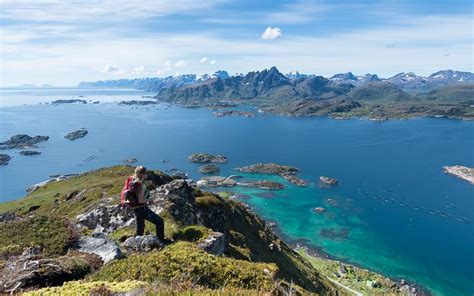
top-left (78, 71), bottom-right (230, 92)
top-left (79, 67), bottom-right (474, 119)
top-left (79, 68), bottom-right (474, 94)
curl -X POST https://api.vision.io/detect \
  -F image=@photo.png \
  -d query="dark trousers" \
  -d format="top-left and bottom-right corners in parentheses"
top-left (133, 206), bottom-right (164, 240)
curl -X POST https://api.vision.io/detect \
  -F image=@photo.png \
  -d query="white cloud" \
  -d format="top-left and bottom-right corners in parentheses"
top-left (261, 27), bottom-right (282, 40)
top-left (200, 57), bottom-right (208, 63)
top-left (131, 65), bottom-right (148, 75)
top-left (174, 60), bottom-right (186, 67)
top-left (210, 60), bottom-right (216, 65)
top-left (1, 13), bottom-right (472, 85)
top-left (104, 64), bottom-right (118, 72)
top-left (0, 0), bottom-right (224, 22)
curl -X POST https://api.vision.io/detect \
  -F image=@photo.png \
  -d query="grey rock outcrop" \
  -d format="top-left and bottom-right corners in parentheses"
top-left (76, 205), bottom-right (135, 233)
top-left (149, 180), bottom-right (197, 225)
top-left (197, 232), bottom-right (226, 256)
top-left (122, 235), bottom-right (164, 252)
top-left (74, 233), bottom-right (123, 263)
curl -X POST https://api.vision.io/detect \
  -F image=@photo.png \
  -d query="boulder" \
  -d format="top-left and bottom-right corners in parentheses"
top-left (122, 235), bottom-right (164, 252)
top-left (197, 232), bottom-right (227, 256)
top-left (74, 234), bottom-right (123, 263)
top-left (76, 205), bottom-right (135, 233)
top-left (0, 211), bottom-right (21, 223)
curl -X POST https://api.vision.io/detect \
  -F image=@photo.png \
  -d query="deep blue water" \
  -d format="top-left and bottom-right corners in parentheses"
top-left (0, 89), bottom-right (473, 295)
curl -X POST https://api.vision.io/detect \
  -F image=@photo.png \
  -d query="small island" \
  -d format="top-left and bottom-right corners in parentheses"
top-left (199, 164), bottom-right (220, 174)
top-left (119, 100), bottom-right (158, 106)
top-left (320, 176), bottom-right (339, 185)
top-left (188, 153), bottom-right (228, 163)
top-left (51, 99), bottom-right (87, 104)
top-left (236, 163), bottom-right (308, 187)
top-left (65, 128), bottom-right (88, 141)
top-left (443, 165), bottom-right (474, 185)
top-left (18, 150), bottom-right (41, 156)
top-left (0, 134), bottom-right (49, 149)
top-left (0, 154), bottom-right (11, 165)
top-left (212, 110), bottom-right (255, 118)
top-left (196, 175), bottom-right (284, 190)
top-left (123, 158), bottom-right (138, 164)
top-left (313, 207), bottom-right (326, 213)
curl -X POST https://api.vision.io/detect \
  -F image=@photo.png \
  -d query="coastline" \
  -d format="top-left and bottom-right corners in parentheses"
top-left (259, 213), bottom-right (432, 296)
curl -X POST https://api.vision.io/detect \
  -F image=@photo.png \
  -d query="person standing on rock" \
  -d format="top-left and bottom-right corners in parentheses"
top-left (121, 166), bottom-right (167, 242)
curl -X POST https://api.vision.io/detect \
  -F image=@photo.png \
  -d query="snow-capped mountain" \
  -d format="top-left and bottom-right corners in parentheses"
top-left (427, 70), bottom-right (474, 83)
top-left (79, 69), bottom-right (473, 94)
top-left (285, 71), bottom-right (309, 80)
top-left (330, 72), bottom-right (380, 86)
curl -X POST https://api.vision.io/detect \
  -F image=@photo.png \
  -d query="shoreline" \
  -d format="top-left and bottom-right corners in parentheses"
top-left (1, 98), bottom-right (473, 121)
top-left (265, 216), bottom-right (432, 296)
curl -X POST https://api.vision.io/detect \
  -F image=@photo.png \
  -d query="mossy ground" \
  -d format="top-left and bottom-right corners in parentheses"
top-left (90, 241), bottom-right (278, 291)
top-left (0, 215), bottom-right (76, 257)
top-left (22, 280), bottom-right (146, 296)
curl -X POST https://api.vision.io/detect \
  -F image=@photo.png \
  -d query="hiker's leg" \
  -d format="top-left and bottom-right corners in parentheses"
top-left (133, 207), bottom-right (146, 236)
top-left (145, 207), bottom-right (165, 240)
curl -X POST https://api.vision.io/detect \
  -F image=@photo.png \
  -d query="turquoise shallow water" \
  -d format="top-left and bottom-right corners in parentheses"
top-left (0, 88), bottom-right (473, 295)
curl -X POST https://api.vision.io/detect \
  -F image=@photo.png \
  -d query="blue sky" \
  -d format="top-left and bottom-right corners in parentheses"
top-left (0, 0), bottom-right (473, 86)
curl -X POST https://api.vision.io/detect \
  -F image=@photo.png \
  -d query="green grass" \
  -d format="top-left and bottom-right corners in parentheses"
top-left (0, 166), bottom-right (136, 218)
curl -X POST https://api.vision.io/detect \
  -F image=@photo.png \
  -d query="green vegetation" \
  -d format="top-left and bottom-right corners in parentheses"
top-left (173, 225), bottom-right (212, 242)
top-left (298, 248), bottom-right (402, 295)
top-left (23, 280), bottom-right (146, 296)
top-left (0, 166), bottom-right (136, 218)
top-left (0, 215), bottom-right (75, 257)
top-left (91, 241), bottom-right (278, 291)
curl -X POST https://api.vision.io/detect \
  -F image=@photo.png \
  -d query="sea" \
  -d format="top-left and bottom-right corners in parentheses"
top-left (0, 88), bottom-right (473, 296)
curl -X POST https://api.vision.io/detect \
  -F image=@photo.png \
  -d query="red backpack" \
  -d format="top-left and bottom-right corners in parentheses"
top-left (120, 176), bottom-right (142, 208)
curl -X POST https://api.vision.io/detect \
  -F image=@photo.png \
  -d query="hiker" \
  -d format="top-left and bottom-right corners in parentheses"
top-left (121, 166), bottom-right (167, 242)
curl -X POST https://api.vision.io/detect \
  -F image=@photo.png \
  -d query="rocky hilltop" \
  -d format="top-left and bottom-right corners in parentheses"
top-left (0, 166), bottom-right (334, 295)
